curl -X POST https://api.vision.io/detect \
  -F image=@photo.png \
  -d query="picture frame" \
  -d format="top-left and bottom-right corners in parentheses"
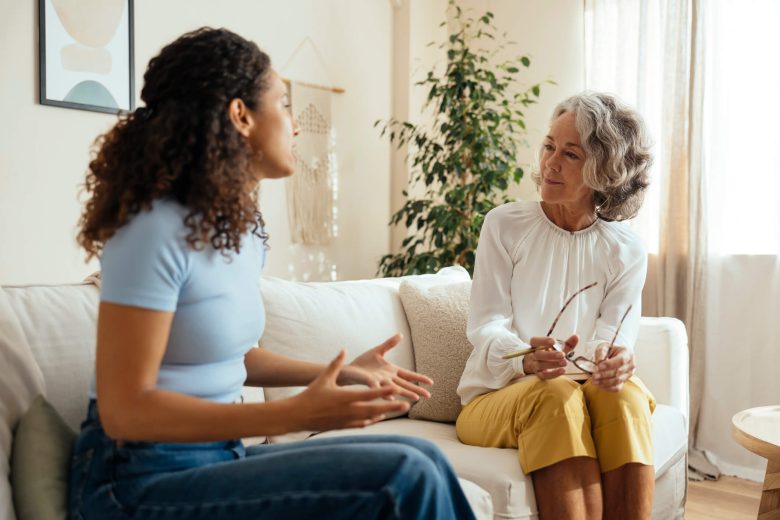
top-left (38, 0), bottom-right (135, 115)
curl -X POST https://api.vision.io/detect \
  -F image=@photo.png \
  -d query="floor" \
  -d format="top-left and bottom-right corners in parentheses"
top-left (685, 475), bottom-right (763, 519)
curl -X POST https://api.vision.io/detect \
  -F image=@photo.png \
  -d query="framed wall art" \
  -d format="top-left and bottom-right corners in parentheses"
top-left (39, 0), bottom-right (135, 114)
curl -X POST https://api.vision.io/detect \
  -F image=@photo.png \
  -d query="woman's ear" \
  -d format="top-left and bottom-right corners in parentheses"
top-left (228, 98), bottom-right (253, 137)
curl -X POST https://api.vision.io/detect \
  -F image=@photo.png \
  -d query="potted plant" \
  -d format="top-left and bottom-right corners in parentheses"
top-left (377, 1), bottom-right (546, 276)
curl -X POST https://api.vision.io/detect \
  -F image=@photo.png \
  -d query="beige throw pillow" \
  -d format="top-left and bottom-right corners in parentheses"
top-left (400, 277), bottom-right (473, 423)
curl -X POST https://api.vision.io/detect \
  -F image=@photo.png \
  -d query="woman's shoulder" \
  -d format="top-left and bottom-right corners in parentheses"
top-left (104, 198), bottom-right (190, 255)
top-left (484, 200), bottom-right (540, 227)
top-left (596, 220), bottom-right (647, 267)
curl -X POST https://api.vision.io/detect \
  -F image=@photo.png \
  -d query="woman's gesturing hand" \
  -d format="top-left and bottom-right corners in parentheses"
top-left (522, 335), bottom-right (579, 379)
top-left (338, 334), bottom-right (433, 402)
top-left (591, 344), bottom-right (635, 392)
top-left (290, 350), bottom-right (411, 432)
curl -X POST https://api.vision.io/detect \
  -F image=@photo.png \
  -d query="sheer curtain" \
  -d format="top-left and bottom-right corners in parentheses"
top-left (585, 0), bottom-right (780, 481)
top-left (695, 0), bottom-right (780, 481)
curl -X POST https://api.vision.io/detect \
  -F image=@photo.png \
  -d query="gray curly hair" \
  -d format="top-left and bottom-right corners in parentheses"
top-left (532, 92), bottom-right (652, 221)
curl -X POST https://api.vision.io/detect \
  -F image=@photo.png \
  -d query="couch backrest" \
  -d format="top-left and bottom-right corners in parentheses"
top-left (2, 283), bottom-right (98, 433)
top-left (0, 286), bottom-right (46, 520)
top-left (0, 276), bottom-right (690, 439)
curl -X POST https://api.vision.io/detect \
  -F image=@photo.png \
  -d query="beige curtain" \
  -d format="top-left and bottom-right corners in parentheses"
top-left (650, 0), bottom-right (716, 480)
top-left (585, 0), bottom-right (716, 479)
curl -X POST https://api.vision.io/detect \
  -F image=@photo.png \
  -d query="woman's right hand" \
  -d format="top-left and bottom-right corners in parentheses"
top-left (522, 335), bottom-right (578, 379)
top-left (288, 350), bottom-right (410, 432)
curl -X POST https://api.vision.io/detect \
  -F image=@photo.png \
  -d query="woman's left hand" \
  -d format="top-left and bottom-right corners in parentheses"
top-left (591, 344), bottom-right (636, 392)
top-left (337, 334), bottom-right (433, 402)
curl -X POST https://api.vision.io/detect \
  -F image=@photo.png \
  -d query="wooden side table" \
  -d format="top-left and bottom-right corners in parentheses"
top-left (732, 406), bottom-right (780, 520)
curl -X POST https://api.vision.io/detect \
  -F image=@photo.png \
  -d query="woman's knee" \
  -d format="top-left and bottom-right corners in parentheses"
top-left (395, 436), bottom-right (444, 460)
top-left (584, 379), bottom-right (652, 418)
top-left (384, 443), bottom-right (446, 490)
top-left (528, 377), bottom-right (585, 413)
top-left (353, 435), bottom-right (448, 468)
top-left (388, 436), bottom-right (456, 478)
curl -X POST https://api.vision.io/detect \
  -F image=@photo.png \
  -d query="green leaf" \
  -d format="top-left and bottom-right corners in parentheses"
top-left (521, 56), bottom-right (531, 67)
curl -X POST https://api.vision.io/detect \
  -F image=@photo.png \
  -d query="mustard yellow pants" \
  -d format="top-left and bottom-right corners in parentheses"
top-left (456, 376), bottom-right (656, 475)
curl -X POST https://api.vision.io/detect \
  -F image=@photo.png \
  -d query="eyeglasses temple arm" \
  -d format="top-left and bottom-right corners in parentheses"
top-left (608, 304), bottom-right (633, 349)
top-left (545, 281), bottom-right (599, 337)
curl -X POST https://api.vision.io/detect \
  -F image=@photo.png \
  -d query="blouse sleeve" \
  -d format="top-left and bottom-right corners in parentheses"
top-left (466, 210), bottom-right (529, 382)
top-left (592, 233), bottom-right (648, 351)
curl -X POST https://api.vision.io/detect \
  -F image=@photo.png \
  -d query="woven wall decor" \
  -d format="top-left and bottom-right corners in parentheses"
top-left (287, 82), bottom-right (336, 245)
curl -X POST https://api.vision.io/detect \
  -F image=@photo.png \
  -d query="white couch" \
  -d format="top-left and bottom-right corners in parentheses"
top-left (0, 272), bottom-right (689, 520)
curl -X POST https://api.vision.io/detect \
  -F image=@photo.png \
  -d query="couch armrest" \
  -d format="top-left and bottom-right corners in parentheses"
top-left (634, 317), bottom-right (689, 424)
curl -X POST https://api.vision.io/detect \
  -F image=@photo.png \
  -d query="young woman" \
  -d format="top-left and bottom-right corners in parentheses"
top-left (71, 27), bottom-right (475, 520)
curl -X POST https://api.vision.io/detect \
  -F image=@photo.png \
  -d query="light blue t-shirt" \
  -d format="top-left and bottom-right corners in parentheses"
top-left (89, 199), bottom-right (267, 403)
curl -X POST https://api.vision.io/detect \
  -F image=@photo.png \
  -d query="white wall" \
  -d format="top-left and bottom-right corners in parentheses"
top-left (389, 0), bottom-right (449, 251)
top-left (1, 0), bottom-right (585, 284)
top-left (0, 0), bottom-right (393, 284)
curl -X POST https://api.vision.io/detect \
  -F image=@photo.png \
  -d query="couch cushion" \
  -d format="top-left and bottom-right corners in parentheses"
top-left (314, 403), bottom-right (687, 519)
top-left (0, 287), bottom-right (46, 520)
top-left (399, 273), bottom-right (472, 422)
top-left (259, 275), bottom-right (415, 397)
top-left (10, 395), bottom-right (75, 520)
top-left (259, 274), bottom-right (419, 442)
top-left (3, 283), bottom-right (99, 432)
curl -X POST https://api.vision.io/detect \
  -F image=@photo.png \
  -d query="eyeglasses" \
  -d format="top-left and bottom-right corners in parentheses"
top-left (565, 304), bottom-right (633, 375)
top-left (502, 282), bottom-right (598, 360)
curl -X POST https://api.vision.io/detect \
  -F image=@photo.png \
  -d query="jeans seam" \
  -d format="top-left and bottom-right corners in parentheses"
top-left (70, 448), bottom-right (94, 516)
top-left (380, 485), bottom-right (402, 520)
top-left (106, 445), bottom-right (132, 516)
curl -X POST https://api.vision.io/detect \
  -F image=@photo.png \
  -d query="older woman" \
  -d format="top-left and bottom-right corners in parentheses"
top-left (456, 92), bottom-right (654, 520)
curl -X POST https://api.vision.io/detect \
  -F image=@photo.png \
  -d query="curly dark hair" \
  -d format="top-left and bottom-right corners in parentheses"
top-left (78, 27), bottom-right (272, 260)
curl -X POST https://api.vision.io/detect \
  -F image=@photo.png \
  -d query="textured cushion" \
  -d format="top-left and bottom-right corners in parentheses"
top-left (0, 287), bottom-right (46, 520)
top-left (3, 283), bottom-right (99, 432)
top-left (399, 274), bottom-right (472, 422)
top-left (11, 395), bottom-right (76, 520)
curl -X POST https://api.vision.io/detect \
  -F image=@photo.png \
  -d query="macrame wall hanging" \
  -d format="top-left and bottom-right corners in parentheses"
top-left (284, 36), bottom-right (344, 245)
top-left (287, 82), bottom-right (336, 245)
top-left (280, 37), bottom-right (344, 281)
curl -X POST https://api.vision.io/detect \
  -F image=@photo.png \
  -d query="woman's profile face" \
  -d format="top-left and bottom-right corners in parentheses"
top-left (539, 111), bottom-right (592, 209)
top-left (246, 70), bottom-right (300, 180)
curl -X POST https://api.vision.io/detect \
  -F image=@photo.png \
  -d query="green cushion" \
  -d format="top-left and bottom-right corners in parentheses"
top-left (11, 395), bottom-right (76, 520)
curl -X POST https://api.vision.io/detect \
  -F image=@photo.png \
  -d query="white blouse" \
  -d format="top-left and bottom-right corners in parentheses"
top-left (457, 200), bottom-right (647, 404)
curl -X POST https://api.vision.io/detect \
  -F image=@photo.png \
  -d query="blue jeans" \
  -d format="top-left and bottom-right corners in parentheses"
top-left (69, 401), bottom-right (476, 519)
